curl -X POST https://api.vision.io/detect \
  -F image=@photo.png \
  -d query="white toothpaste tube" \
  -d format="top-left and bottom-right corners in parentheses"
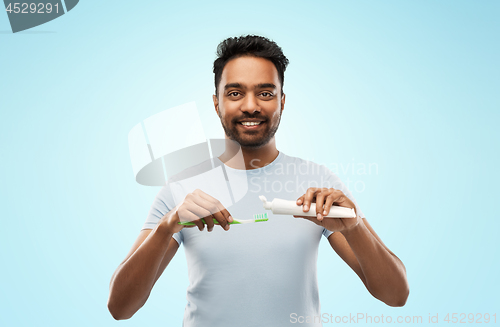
top-left (259, 195), bottom-right (356, 218)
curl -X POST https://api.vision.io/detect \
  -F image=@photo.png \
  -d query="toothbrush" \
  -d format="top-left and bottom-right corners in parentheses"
top-left (259, 196), bottom-right (356, 218)
top-left (178, 213), bottom-right (268, 226)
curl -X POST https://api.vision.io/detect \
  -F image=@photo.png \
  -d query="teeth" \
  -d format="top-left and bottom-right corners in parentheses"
top-left (241, 121), bottom-right (261, 126)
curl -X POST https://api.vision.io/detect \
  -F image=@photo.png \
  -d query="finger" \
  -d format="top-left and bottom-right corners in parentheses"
top-left (179, 209), bottom-right (205, 231)
top-left (334, 192), bottom-right (352, 208)
top-left (302, 188), bottom-right (318, 212)
top-left (197, 191), bottom-right (231, 216)
top-left (323, 194), bottom-right (335, 216)
top-left (184, 207), bottom-right (206, 231)
top-left (196, 192), bottom-right (232, 227)
top-left (181, 201), bottom-right (216, 231)
top-left (331, 192), bottom-right (357, 217)
top-left (221, 208), bottom-right (233, 223)
top-left (183, 201), bottom-right (212, 220)
top-left (177, 209), bottom-right (198, 223)
top-left (189, 194), bottom-right (231, 229)
top-left (315, 191), bottom-right (328, 221)
top-left (183, 198), bottom-right (225, 232)
top-left (324, 189), bottom-right (343, 203)
top-left (212, 210), bottom-right (230, 231)
top-left (189, 193), bottom-right (221, 216)
top-left (193, 217), bottom-right (205, 231)
top-left (296, 195), bottom-right (305, 205)
top-left (204, 214), bottom-right (215, 232)
top-left (201, 196), bottom-right (229, 230)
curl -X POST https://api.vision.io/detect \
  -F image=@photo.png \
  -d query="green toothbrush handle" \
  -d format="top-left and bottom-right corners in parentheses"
top-left (178, 218), bottom-right (240, 226)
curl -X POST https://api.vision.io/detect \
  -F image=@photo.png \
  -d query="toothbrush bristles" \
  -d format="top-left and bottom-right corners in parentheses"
top-left (253, 212), bottom-right (268, 222)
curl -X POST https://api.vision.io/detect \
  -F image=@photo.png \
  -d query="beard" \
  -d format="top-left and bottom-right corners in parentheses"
top-left (219, 111), bottom-right (281, 149)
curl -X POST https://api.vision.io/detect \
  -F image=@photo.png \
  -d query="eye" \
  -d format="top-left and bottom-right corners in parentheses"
top-left (228, 91), bottom-right (240, 97)
top-left (260, 92), bottom-right (274, 97)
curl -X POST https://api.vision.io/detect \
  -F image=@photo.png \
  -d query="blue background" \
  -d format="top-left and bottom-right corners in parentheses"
top-left (1, 0), bottom-right (499, 326)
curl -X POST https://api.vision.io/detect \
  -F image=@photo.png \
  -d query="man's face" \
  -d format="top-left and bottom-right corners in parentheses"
top-left (213, 56), bottom-right (285, 149)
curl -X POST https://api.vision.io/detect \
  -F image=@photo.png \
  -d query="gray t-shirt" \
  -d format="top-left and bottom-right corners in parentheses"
top-left (142, 152), bottom-right (364, 327)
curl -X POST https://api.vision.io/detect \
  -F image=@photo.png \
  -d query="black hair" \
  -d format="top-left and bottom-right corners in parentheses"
top-left (213, 35), bottom-right (289, 97)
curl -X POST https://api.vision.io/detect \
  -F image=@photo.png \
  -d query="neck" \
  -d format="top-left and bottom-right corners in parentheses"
top-left (218, 138), bottom-right (279, 170)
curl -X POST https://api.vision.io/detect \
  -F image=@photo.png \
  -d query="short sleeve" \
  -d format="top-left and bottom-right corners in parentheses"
top-left (141, 186), bottom-right (183, 245)
top-left (322, 228), bottom-right (334, 239)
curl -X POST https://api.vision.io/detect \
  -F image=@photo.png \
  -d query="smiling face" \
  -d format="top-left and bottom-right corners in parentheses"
top-left (213, 55), bottom-right (285, 149)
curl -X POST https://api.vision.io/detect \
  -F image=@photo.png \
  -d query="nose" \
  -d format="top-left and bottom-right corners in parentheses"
top-left (240, 94), bottom-right (261, 114)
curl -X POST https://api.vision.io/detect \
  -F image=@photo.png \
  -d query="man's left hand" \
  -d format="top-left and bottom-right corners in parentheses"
top-left (294, 187), bottom-right (360, 232)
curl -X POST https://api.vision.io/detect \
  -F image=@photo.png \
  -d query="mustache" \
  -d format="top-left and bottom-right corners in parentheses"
top-left (231, 113), bottom-right (267, 123)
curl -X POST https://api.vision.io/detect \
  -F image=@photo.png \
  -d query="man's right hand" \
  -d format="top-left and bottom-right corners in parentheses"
top-left (160, 189), bottom-right (233, 233)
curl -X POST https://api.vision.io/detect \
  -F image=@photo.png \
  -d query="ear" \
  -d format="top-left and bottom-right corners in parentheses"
top-left (213, 94), bottom-right (219, 116)
top-left (280, 93), bottom-right (286, 114)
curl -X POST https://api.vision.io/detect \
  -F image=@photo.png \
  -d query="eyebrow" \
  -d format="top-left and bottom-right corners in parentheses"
top-left (224, 83), bottom-right (277, 91)
top-left (256, 83), bottom-right (277, 90)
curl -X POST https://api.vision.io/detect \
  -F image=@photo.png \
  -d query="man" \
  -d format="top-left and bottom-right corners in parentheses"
top-left (108, 35), bottom-right (409, 326)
